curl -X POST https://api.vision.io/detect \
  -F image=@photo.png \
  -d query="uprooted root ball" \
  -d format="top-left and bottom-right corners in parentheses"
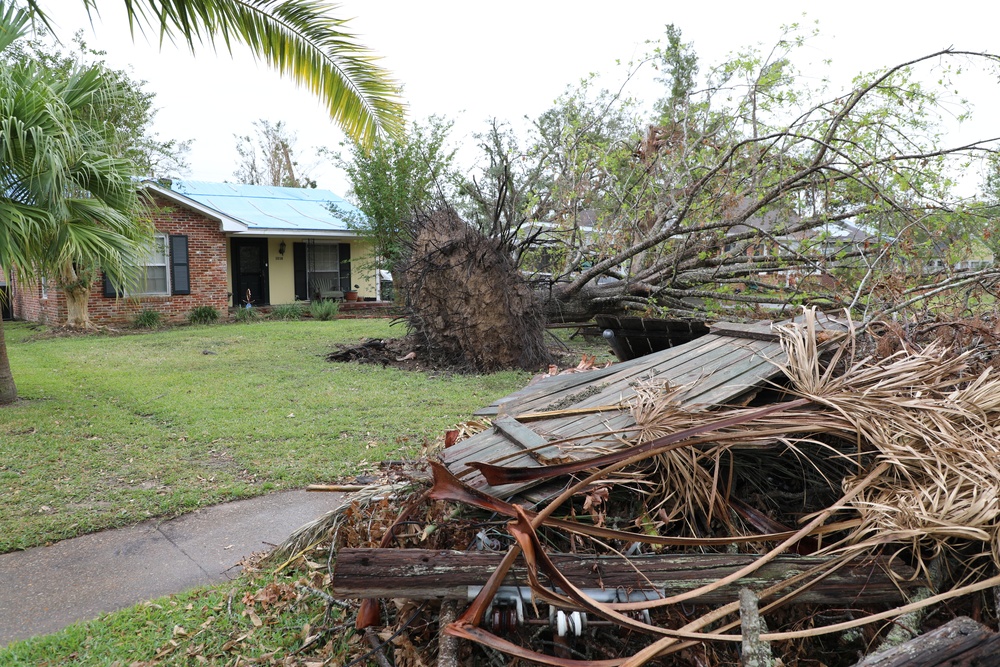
top-left (398, 209), bottom-right (552, 373)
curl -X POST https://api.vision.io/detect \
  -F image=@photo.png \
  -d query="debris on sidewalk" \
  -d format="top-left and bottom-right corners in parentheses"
top-left (284, 308), bottom-right (1000, 666)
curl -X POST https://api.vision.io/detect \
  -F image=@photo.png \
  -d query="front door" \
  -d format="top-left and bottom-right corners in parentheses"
top-left (232, 239), bottom-right (270, 306)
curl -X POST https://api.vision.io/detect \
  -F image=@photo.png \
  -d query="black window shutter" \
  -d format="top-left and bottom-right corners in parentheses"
top-left (103, 272), bottom-right (121, 297)
top-left (339, 243), bottom-right (351, 292)
top-left (170, 235), bottom-right (190, 295)
top-left (293, 242), bottom-right (307, 300)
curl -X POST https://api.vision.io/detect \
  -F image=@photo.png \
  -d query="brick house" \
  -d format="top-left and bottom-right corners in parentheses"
top-left (10, 180), bottom-right (378, 325)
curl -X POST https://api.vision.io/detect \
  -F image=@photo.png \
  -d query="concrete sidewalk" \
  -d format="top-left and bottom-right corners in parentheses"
top-left (0, 490), bottom-right (339, 646)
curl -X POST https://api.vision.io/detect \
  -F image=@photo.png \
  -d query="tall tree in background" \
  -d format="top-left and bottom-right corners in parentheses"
top-left (233, 119), bottom-right (315, 187)
top-left (0, 2), bottom-right (149, 403)
top-left (338, 116), bottom-right (455, 279)
top-left (25, 0), bottom-right (406, 146)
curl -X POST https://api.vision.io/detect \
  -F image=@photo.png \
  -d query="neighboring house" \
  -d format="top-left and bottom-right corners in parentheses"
top-left (724, 206), bottom-right (879, 289)
top-left (10, 179), bottom-right (379, 325)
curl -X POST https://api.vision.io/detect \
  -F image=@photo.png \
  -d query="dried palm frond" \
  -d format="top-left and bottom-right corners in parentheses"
top-left (774, 309), bottom-right (1000, 573)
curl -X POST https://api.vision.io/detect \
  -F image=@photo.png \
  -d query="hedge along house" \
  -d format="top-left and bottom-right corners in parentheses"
top-left (10, 179), bottom-right (378, 325)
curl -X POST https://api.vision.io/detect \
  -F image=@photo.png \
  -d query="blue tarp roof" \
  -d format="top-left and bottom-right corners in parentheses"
top-left (169, 180), bottom-right (362, 233)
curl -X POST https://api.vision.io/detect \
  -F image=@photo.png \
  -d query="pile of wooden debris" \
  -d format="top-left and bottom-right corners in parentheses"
top-left (281, 309), bottom-right (1000, 666)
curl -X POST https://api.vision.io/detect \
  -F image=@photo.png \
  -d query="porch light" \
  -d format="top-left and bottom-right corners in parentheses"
top-left (278, 240), bottom-right (286, 256)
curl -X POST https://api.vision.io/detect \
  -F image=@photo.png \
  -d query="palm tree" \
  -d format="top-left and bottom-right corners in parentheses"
top-left (25, 0), bottom-right (406, 146)
top-left (0, 2), bottom-right (148, 403)
top-left (1, 0), bottom-right (405, 404)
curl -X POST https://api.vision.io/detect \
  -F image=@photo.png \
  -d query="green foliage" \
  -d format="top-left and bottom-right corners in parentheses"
top-left (269, 302), bottom-right (305, 320)
top-left (491, 22), bottom-right (1000, 321)
top-left (652, 24), bottom-right (699, 120)
top-left (335, 115), bottom-right (456, 273)
top-left (233, 305), bottom-right (262, 323)
top-left (132, 309), bottom-right (162, 329)
top-left (187, 305), bottom-right (220, 325)
top-left (0, 2), bottom-right (163, 398)
top-left (0, 7), bottom-right (149, 288)
top-left (309, 299), bottom-right (339, 321)
top-left (25, 0), bottom-right (405, 148)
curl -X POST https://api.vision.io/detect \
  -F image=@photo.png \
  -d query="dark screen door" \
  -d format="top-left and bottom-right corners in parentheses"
top-left (232, 239), bottom-right (269, 306)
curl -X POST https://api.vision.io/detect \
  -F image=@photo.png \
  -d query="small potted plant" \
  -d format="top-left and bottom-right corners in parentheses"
top-left (345, 284), bottom-right (360, 302)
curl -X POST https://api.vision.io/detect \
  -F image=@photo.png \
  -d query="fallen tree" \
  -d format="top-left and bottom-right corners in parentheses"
top-left (440, 35), bottom-right (1000, 332)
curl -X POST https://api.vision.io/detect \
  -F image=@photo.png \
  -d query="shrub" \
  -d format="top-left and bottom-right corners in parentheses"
top-left (187, 305), bottom-right (220, 325)
top-left (234, 305), bottom-right (262, 323)
top-left (309, 299), bottom-right (340, 321)
top-left (133, 309), bottom-right (162, 329)
top-left (270, 302), bottom-right (305, 320)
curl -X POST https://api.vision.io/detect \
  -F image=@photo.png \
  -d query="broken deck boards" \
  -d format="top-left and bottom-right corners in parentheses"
top-left (473, 356), bottom-right (646, 417)
top-left (332, 548), bottom-right (915, 605)
top-left (441, 314), bottom-right (849, 497)
top-left (596, 315), bottom-right (712, 361)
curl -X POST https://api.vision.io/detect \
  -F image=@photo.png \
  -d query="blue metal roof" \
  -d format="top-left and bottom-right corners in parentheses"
top-left (169, 180), bottom-right (362, 234)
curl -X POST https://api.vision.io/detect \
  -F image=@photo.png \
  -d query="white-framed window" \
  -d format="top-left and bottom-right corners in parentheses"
top-left (138, 234), bottom-right (171, 295)
top-left (294, 241), bottom-right (351, 300)
top-left (105, 233), bottom-right (190, 298)
top-left (309, 242), bottom-right (342, 297)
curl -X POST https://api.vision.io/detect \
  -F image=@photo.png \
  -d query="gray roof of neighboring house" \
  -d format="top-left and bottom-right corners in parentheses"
top-left (727, 208), bottom-right (876, 244)
top-left (164, 180), bottom-right (363, 235)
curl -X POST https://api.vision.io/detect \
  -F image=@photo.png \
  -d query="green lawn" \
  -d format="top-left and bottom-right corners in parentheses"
top-left (0, 319), bottom-right (529, 553)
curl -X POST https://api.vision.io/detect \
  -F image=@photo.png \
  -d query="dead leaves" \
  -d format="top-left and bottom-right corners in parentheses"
top-left (242, 582), bottom-right (297, 612)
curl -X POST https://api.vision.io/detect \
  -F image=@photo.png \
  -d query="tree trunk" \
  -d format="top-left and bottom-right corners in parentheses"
top-left (0, 313), bottom-right (17, 405)
top-left (539, 281), bottom-right (632, 323)
top-left (60, 260), bottom-right (93, 329)
top-left (63, 286), bottom-right (92, 328)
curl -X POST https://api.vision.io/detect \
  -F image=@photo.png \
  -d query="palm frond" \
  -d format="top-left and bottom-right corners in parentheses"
top-left (77, 0), bottom-right (406, 146)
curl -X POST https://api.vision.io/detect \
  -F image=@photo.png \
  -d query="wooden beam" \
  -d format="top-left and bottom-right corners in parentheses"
top-left (710, 321), bottom-right (781, 342)
top-left (331, 548), bottom-right (916, 605)
top-left (853, 616), bottom-right (1000, 667)
top-left (493, 416), bottom-right (549, 450)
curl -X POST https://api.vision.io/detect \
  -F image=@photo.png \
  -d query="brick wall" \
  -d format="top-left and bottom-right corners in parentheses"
top-left (10, 278), bottom-right (61, 325)
top-left (13, 194), bottom-right (231, 325)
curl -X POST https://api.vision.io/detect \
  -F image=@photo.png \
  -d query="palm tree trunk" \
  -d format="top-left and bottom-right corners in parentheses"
top-left (0, 313), bottom-right (18, 405)
top-left (61, 260), bottom-right (92, 329)
top-left (64, 287), bottom-right (92, 328)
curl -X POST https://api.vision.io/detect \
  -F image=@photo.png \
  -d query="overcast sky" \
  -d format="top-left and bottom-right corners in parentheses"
top-left (52, 1), bottom-right (1000, 195)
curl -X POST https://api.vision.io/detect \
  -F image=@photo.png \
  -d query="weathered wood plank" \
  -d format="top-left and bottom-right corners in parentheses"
top-left (498, 335), bottom-right (733, 417)
top-left (853, 616), bottom-right (1000, 667)
top-left (477, 364), bottom-right (624, 417)
top-left (491, 416), bottom-right (564, 463)
top-left (493, 416), bottom-right (548, 449)
top-left (448, 337), bottom-right (785, 492)
top-left (677, 339), bottom-right (785, 406)
top-left (331, 548), bottom-right (917, 605)
top-left (491, 353), bottom-right (660, 417)
top-left (711, 321), bottom-right (781, 341)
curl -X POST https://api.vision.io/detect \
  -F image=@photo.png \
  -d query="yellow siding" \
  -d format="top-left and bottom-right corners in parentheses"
top-left (351, 240), bottom-right (379, 299)
top-left (259, 237), bottom-right (382, 305)
top-left (267, 237), bottom-right (297, 304)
